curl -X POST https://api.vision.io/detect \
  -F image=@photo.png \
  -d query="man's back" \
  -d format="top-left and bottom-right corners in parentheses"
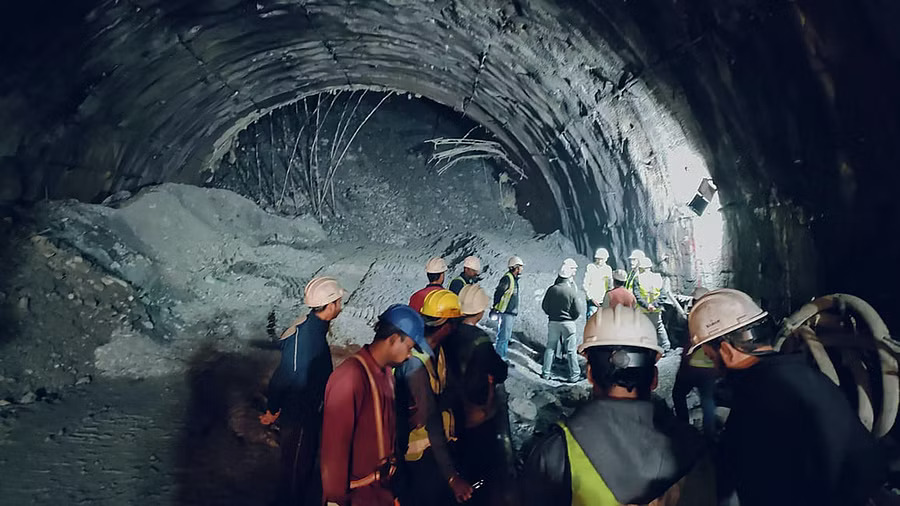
top-left (542, 277), bottom-right (580, 321)
top-left (604, 286), bottom-right (636, 309)
top-left (720, 354), bottom-right (885, 505)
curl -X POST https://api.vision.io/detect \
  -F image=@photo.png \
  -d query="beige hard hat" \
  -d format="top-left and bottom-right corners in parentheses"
top-left (612, 269), bottom-right (628, 282)
top-left (594, 248), bottom-right (609, 259)
top-left (638, 257), bottom-right (653, 269)
top-left (508, 256), bottom-right (525, 268)
top-left (463, 256), bottom-right (482, 272)
top-left (304, 277), bottom-right (347, 308)
top-left (628, 249), bottom-right (646, 260)
top-left (458, 284), bottom-right (491, 315)
top-left (687, 288), bottom-right (768, 354)
top-left (425, 257), bottom-right (448, 274)
top-left (559, 258), bottom-right (578, 278)
top-left (579, 305), bottom-right (662, 355)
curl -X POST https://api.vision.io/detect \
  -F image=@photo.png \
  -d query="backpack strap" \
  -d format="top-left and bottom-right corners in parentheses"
top-left (350, 354), bottom-right (386, 460)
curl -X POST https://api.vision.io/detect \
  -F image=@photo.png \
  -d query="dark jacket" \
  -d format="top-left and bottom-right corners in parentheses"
top-left (718, 353), bottom-right (886, 506)
top-left (492, 271), bottom-right (520, 315)
top-left (448, 272), bottom-right (478, 295)
top-left (266, 312), bottom-right (332, 418)
top-left (445, 323), bottom-right (509, 428)
top-left (520, 398), bottom-right (714, 505)
top-left (541, 276), bottom-right (581, 322)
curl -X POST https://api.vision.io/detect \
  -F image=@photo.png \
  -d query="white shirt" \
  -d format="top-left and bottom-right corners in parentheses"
top-left (583, 262), bottom-right (612, 303)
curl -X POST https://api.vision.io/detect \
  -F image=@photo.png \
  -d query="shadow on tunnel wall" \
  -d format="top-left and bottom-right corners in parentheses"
top-left (175, 344), bottom-right (281, 506)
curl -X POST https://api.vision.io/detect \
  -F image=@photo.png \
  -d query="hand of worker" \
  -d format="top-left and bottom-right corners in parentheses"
top-left (259, 409), bottom-right (280, 425)
top-left (449, 475), bottom-right (474, 502)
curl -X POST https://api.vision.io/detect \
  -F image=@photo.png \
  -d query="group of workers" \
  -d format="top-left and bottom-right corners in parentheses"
top-left (259, 250), bottom-right (888, 506)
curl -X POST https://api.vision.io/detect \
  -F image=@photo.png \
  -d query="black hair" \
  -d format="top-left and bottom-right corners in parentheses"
top-left (613, 278), bottom-right (625, 288)
top-left (311, 304), bottom-right (327, 313)
top-left (585, 345), bottom-right (656, 399)
top-left (373, 320), bottom-right (402, 342)
top-left (427, 272), bottom-right (442, 283)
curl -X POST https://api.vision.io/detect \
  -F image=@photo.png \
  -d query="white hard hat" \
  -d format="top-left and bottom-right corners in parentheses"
top-left (458, 284), bottom-right (491, 315)
top-left (304, 277), bottom-right (346, 308)
top-left (628, 249), bottom-right (646, 260)
top-left (638, 257), bottom-right (653, 269)
top-left (425, 257), bottom-right (448, 274)
top-left (559, 258), bottom-right (578, 278)
top-left (612, 269), bottom-right (628, 282)
top-left (463, 256), bottom-right (482, 272)
top-left (687, 288), bottom-right (768, 354)
top-left (579, 305), bottom-right (662, 355)
top-left (508, 256), bottom-right (524, 268)
top-left (594, 248), bottom-right (609, 259)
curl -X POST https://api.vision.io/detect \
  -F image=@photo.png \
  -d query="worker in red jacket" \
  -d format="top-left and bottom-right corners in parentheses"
top-left (409, 257), bottom-right (448, 311)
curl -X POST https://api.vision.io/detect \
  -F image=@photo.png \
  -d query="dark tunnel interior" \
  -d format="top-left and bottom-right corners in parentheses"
top-left (1, 0), bottom-right (899, 504)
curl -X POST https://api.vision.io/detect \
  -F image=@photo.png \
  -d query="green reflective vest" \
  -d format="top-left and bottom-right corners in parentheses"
top-left (493, 272), bottom-right (516, 313)
top-left (404, 347), bottom-right (455, 461)
top-left (558, 422), bottom-right (619, 506)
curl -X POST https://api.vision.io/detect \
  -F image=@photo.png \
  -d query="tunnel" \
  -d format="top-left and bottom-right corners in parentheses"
top-left (0, 0), bottom-right (898, 504)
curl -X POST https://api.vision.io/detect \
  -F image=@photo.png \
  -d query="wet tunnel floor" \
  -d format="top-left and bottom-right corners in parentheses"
top-left (0, 373), bottom-right (280, 505)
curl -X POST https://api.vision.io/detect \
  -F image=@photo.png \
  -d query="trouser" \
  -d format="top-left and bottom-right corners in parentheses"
top-left (586, 299), bottom-right (599, 319)
top-left (277, 412), bottom-right (323, 506)
top-left (495, 313), bottom-right (514, 361)
top-left (397, 449), bottom-right (455, 506)
top-left (672, 365), bottom-right (718, 437)
top-left (645, 311), bottom-right (671, 350)
top-left (457, 418), bottom-right (511, 506)
top-left (542, 321), bottom-right (579, 380)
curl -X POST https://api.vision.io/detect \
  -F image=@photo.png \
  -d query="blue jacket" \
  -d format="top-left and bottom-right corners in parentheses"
top-left (266, 312), bottom-right (333, 418)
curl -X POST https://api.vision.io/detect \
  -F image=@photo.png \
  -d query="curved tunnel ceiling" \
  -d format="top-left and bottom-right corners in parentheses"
top-left (2, 0), bottom-right (899, 322)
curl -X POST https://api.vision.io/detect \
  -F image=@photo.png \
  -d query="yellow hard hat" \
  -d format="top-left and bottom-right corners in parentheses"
top-left (421, 289), bottom-right (462, 322)
top-left (687, 288), bottom-right (768, 354)
top-left (304, 277), bottom-right (346, 308)
top-left (458, 284), bottom-right (491, 315)
top-left (579, 305), bottom-right (662, 356)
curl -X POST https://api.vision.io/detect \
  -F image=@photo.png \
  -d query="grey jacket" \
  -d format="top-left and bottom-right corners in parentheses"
top-left (541, 276), bottom-right (581, 322)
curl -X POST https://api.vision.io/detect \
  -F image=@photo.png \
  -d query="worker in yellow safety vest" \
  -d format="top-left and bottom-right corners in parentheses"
top-left (624, 250), bottom-right (644, 291)
top-left (395, 289), bottom-right (473, 506)
top-left (520, 305), bottom-right (715, 506)
top-left (632, 257), bottom-right (671, 351)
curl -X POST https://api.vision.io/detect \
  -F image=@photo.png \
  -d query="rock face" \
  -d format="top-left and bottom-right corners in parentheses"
top-left (1, 0), bottom-right (898, 322)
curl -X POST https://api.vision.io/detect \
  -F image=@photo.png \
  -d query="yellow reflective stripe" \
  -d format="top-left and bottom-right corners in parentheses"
top-left (405, 347), bottom-right (456, 461)
top-left (558, 422), bottom-right (619, 506)
top-left (494, 272), bottom-right (515, 312)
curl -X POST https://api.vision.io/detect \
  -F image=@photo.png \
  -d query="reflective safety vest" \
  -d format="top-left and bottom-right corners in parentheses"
top-left (493, 272), bottom-right (517, 313)
top-left (404, 347), bottom-right (456, 461)
top-left (558, 422), bottom-right (619, 506)
top-left (624, 269), bottom-right (638, 291)
top-left (688, 348), bottom-right (716, 368)
top-left (636, 271), bottom-right (662, 313)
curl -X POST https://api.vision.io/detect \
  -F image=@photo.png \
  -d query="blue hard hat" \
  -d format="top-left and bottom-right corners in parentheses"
top-left (378, 304), bottom-right (427, 352)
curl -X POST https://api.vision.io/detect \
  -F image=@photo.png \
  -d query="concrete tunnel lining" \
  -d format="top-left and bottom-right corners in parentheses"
top-left (2, 0), bottom-right (900, 323)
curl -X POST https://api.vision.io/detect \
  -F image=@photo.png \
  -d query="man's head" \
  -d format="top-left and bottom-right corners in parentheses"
top-left (559, 258), bottom-right (578, 279)
top-left (462, 256), bottom-right (482, 280)
top-left (688, 288), bottom-right (775, 370)
top-left (508, 256), bottom-right (525, 277)
top-left (374, 304), bottom-right (425, 366)
top-left (612, 269), bottom-right (627, 288)
top-left (579, 306), bottom-right (661, 399)
top-left (420, 289), bottom-right (462, 345)
top-left (628, 249), bottom-right (645, 270)
top-left (459, 284), bottom-right (491, 323)
top-left (425, 257), bottom-right (448, 285)
top-left (594, 248), bottom-right (609, 265)
top-left (304, 277), bottom-right (346, 321)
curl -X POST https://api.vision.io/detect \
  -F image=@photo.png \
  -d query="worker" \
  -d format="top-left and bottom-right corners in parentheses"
top-left (448, 256), bottom-right (481, 295)
top-left (583, 248), bottom-right (612, 319)
top-left (521, 305), bottom-right (715, 505)
top-left (624, 249), bottom-right (645, 290)
top-left (541, 258), bottom-right (582, 382)
top-left (449, 284), bottom-right (511, 506)
top-left (410, 257), bottom-right (448, 311)
top-left (602, 269), bottom-right (636, 309)
top-left (490, 256), bottom-right (523, 361)
top-left (395, 289), bottom-right (472, 506)
top-left (633, 257), bottom-right (671, 351)
top-left (260, 276), bottom-right (345, 506)
top-left (320, 304), bottom-right (424, 506)
top-left (688, 289), bottom-right (886, 505)
top-left (671, 287), bottom-right (718, 437)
